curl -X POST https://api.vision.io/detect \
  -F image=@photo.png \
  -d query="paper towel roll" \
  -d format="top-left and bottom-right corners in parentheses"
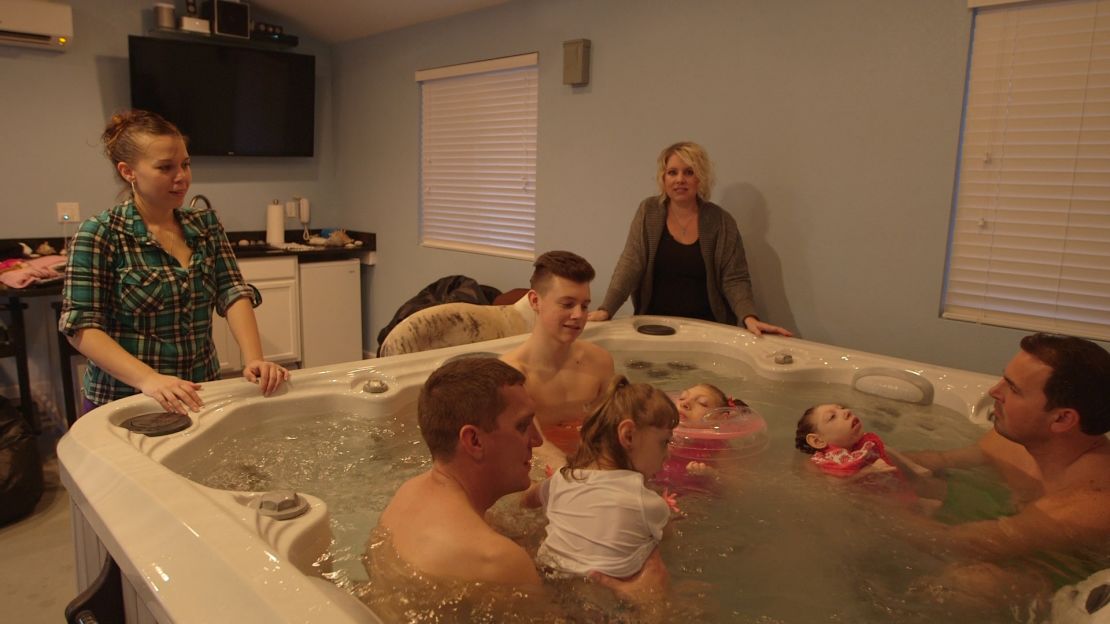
top-left (266, 201), bottom-right (284, 247)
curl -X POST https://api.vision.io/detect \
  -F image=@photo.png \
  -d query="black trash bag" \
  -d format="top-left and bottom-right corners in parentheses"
top-left (0, 396), bottom-right (43, 526)
top-left (377, 275), bottom-right (501, 356)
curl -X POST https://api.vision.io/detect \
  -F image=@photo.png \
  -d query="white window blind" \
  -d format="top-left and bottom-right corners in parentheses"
top-left (417, 54), bottom-right (538, 260)
top-left (943, 0), bottom-right (1110, 341)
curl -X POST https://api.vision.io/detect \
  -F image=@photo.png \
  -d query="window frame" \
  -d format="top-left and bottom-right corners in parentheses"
top-left (415, 53), bottom-right (539, 261)
top-left (941, 0), bottom-right (1110, 341)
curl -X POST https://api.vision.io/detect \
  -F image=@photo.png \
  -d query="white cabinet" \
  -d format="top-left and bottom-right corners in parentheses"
top-left (299, 259), bottom-right (363, 368)
top-left (212, 256), bottom-right (301, 372)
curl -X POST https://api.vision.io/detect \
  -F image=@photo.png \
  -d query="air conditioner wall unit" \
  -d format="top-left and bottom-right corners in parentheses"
top-left (0, 0), bottom-right (73, 51)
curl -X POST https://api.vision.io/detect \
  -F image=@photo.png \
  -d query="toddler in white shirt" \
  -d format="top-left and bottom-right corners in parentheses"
top-left (524, 375), bottom-right (680, 578)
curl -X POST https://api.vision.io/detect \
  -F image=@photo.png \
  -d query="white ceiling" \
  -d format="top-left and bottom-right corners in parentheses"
top-left (248, 0), bottom-right (513, 43)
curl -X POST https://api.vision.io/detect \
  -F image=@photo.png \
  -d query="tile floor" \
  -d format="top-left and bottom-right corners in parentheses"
top-left (1, 440), bottom-right (77, 623)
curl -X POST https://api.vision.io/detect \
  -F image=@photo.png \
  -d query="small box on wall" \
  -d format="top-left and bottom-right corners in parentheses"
top-left (563, 39), bottom-right (591, 87)
top-left (202, 0), bottom-right (250, 39)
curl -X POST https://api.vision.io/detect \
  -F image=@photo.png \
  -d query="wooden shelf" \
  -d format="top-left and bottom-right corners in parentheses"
top-left (147, 27), bottom-right (297, 50)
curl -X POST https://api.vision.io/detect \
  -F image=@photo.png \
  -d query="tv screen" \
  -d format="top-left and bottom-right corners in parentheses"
top-left (128, 36), bottom-right (315, 157)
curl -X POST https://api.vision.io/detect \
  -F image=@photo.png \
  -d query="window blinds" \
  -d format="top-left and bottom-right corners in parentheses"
top-left (417, 54), bottom-right (538, 260)
top-left (943, 0), bottom-right (1110, 341)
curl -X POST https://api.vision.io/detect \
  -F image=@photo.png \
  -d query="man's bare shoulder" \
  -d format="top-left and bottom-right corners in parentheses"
top-left (571, 340), bottom-right (614, 375)
top-left (1061, 445), bottom-right (1110, 494)
top-left (390, 516), bottom-right (539, 585)
top-left (499, 345), bottom-right (527, 373)
top-left (468, 530), bottom-right (544, 586)
top-left (379, 471), bottom-right (542, 584)
top-left (380, 475), bottom-right (538, 584)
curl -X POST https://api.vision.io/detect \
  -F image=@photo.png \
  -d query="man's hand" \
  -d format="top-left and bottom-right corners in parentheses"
top-left (588, 547), bottom-right (669, 607)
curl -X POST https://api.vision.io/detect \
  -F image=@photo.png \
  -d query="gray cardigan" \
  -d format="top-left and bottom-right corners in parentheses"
top-left (598, 196), bottom-right (757, 326)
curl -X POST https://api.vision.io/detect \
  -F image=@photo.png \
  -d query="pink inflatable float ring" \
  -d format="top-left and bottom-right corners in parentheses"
top-left (669, 404), bottom-right (770, 461)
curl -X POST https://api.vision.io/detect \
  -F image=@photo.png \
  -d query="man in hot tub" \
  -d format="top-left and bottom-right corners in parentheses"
top-left (501, 250), bottom-right (615, 469)
top-left (902, 333), bottom-right (1110, 601)
top-left (363, 358), bottom-right (664, 619)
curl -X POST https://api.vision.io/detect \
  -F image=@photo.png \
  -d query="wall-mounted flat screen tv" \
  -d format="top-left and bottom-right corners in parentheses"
top-left (128, 36), bottom-right (315, 157)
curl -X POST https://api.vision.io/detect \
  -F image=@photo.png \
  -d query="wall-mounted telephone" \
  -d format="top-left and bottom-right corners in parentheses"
top-left (297, 197), bottom-right (311, 240)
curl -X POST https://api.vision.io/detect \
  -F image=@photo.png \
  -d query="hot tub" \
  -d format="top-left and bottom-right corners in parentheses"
top-left (57, 317), bottom-right (1105, 622)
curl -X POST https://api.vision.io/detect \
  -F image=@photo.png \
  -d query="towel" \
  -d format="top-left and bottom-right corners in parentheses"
top-left (0, 255), bottom-right (66, 289)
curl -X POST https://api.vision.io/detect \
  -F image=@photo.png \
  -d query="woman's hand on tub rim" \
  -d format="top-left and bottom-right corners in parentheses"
top-left (243, 359), bottom-right (290, 396)
top-left (743, 315), bottom-right (794, 338)
top-left (587, 309), bottom-right (611, 322)
top-left (140, 373), bottom-right (204, 414)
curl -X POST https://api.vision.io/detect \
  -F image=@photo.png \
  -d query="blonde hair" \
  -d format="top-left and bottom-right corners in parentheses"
top-left (563, 376), bottom-right (679, 477)
top-left (655, 141), bottom-right (715, 202)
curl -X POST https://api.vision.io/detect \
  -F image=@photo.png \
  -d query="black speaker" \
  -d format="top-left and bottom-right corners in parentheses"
top-left (202, 0), bottom-right (250, 39)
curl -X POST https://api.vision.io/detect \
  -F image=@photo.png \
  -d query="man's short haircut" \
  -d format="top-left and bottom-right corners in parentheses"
top-left (529, 250), bottom-right (595, 293)
top-left (1020, 333), bottom-right (1110, 435)
top-left (417, 358), bottom-right (526, 459)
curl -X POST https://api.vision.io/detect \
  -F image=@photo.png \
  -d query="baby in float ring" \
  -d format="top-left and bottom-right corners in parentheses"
top-left (654, 383), bottom-right (770, 491)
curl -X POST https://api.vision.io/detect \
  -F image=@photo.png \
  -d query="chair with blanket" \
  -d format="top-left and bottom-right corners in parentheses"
top-left (379, 293), bottom-right (534, 357)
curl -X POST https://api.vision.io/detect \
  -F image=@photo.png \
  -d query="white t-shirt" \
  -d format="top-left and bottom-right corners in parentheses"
top-left (536, 469), bottom-right (670, 578)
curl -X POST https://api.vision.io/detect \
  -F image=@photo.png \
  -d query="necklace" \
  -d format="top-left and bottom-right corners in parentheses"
top-left (670, 208), bottom-right (698, 237)
top-left (135, 202), bottom-right (181, 252)
top-left (150, 224), bottom-right (177, 250)
top-left (148, 223), bottom-right (189, 263)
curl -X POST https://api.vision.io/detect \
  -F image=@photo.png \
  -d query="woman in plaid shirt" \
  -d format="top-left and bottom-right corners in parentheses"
top-left (60, 110), bottom-right (288, 415)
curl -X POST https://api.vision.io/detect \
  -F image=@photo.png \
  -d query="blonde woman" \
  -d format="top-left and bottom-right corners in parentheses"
top-left (589, 141), bottom-right (791, 336)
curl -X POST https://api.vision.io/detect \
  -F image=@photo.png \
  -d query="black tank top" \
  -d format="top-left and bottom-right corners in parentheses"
top-left (646, 227), bottom-right (714, 321)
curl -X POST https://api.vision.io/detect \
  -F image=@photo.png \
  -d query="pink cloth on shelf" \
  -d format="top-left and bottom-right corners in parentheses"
top-left (0, 255), bottom-right (66, 288)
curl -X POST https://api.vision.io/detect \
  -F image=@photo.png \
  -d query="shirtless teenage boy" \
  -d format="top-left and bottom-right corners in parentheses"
top-left (501, 250), bottom-right (615, 467)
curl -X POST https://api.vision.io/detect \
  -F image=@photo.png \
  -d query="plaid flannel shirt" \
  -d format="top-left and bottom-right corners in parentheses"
top-left (59, 200), bottom-right (260, 404)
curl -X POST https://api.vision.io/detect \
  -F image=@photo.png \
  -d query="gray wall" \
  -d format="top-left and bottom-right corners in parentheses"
top-left (0, 0), bottom-right (338, 235)
top-left (4, 0), bottom-right (1105, 412)
top-left (335, 0), bottom-right (1074, 373)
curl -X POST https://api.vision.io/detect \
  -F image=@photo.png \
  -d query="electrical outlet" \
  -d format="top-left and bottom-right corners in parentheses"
top-left (56, 202), bottom-right (80, 224)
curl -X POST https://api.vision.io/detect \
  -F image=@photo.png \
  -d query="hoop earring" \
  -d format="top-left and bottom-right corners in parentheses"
top-left (129, 179), bottom-right (137, 198)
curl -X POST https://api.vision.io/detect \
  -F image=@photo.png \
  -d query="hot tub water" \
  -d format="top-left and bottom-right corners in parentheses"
top-left (166, 348), bottom-right (1085, 623)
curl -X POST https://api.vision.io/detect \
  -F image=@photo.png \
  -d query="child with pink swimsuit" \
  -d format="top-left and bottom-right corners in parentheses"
top-left (795, 403), bottom-right (944, 507)
top-left (654, 383), bottom-right (768, 492)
